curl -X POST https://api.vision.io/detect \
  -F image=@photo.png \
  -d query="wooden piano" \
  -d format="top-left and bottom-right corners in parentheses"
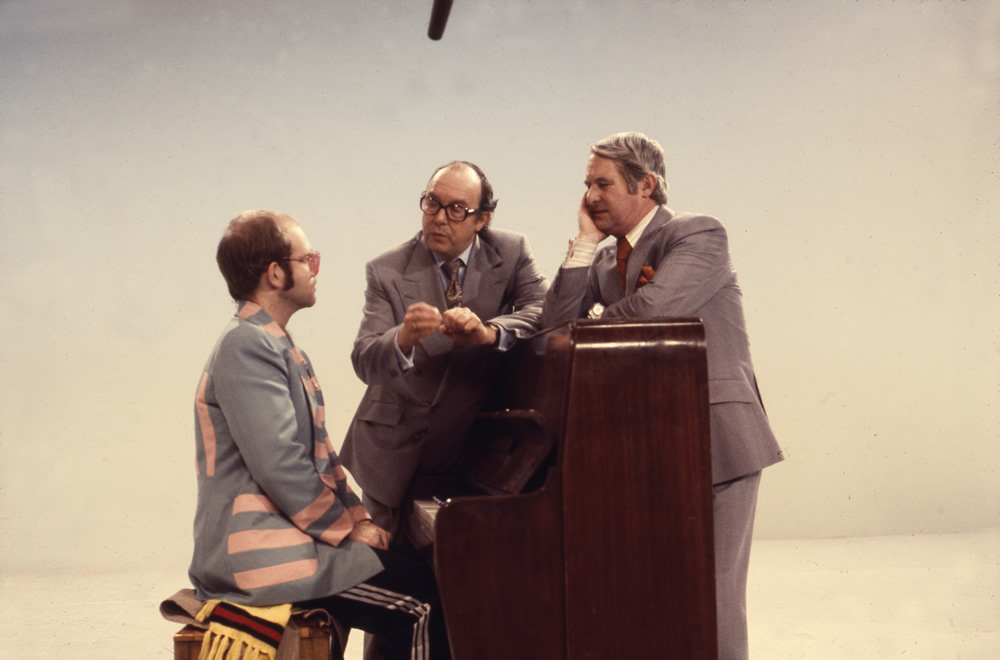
top-left (408, 318), bottom-right (718, 659)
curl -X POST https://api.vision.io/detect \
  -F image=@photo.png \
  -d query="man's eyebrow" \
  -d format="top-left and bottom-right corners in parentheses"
top-left (429, 191), bottom-right (470, 206)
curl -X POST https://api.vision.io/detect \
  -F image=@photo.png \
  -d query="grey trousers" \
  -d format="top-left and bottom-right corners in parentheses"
top-left (713, 471), bottom-right (762, 660)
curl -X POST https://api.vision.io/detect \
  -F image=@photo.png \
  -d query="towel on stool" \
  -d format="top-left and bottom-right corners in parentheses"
top-left (195, 600), bottom-right (292, 660)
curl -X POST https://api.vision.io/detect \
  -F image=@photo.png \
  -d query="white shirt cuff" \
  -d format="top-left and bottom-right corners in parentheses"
top-left (492, 324), bottom-right (516, 352)
top-left (562, 237), bottom-right (599, 268)
top-left (393, 326), bottom-right (415, 370)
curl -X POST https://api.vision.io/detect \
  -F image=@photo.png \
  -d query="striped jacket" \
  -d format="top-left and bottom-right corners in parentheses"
top-left (190, 301), bottom-right (383, 606)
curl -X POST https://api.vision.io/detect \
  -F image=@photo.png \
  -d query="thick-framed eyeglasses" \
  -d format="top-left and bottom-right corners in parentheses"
top-left (419, 192), bottom-right (481, 223)
top-left (283, 250), bottom-right (321, 277)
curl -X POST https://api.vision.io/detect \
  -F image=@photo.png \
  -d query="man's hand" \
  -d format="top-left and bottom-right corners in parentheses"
top-left (440, 307), bottom-right (495, 345)
top-left (577, 192), bottom-right (608, 243)
top-left (398, 302), bottom-right (443, 352)
top-left (347, 519), bottom-right (390, 550)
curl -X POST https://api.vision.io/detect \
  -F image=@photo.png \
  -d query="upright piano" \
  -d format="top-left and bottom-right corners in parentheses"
top-left (408, 319), bottom-right (718, 659)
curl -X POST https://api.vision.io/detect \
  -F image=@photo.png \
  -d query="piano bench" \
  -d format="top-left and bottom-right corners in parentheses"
top-left (172, 614), bottom-right (345, 660)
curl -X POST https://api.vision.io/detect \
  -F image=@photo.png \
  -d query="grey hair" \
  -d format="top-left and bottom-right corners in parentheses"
top-left (590, 132), bottom-right (669, 205)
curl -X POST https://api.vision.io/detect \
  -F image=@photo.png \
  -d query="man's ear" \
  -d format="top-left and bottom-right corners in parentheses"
top-left (475, 211), bottom-right (491, 231)
top-left (262, 261), bottom-right (285, 290)
top-left (639, 172), bottom-right (656, 198)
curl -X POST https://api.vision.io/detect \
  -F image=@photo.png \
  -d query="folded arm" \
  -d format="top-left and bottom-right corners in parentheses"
top-left (603, 219), bottom-right (733, 320)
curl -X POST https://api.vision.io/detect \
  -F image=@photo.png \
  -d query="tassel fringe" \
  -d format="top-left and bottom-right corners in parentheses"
top-left (195, 600), bottom-right (292, 660)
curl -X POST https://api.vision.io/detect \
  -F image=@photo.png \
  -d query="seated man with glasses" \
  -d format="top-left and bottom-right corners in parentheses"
top-left (190, 210), bottom-right (451, 660)
top-left (341, 161), bottom-right (549, 552)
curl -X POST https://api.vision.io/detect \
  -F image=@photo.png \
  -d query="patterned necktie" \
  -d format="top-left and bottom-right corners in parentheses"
top-left (616, 238), bottom-right (632, 289)
top-left (441, 258), bottom-right (463, 308)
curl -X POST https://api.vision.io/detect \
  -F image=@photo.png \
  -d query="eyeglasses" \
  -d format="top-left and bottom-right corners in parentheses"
top-left (283, 250), bottom-right (321, 277)
top-left (420, 192), bottom-right (482, 223)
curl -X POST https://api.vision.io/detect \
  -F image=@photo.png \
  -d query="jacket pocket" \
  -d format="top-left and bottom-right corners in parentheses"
top-left (708, 378), bottom-right (758, 405)
top-left (357, 400), bottom-right (405, 426)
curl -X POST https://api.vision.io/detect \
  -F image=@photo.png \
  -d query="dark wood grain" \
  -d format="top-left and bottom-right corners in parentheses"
top-left (418, 319), bottom-right (717, 659)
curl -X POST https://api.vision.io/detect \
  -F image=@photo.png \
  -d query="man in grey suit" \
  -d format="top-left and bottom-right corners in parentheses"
top-left (341, 160), bottom-right (548, 545)
top-left (541, 132), bottom-right (784, 660)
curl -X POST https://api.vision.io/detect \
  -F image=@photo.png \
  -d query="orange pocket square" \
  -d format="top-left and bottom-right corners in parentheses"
top-left (637, 266), bottom-right (655, 287)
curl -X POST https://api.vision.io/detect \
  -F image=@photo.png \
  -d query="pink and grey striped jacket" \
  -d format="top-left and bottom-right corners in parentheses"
top-left (189, 301), bottom-right (383, 606)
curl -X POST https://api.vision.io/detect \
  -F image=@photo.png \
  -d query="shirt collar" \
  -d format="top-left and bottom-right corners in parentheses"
top-left (623, 205), bottom-right (659, 248)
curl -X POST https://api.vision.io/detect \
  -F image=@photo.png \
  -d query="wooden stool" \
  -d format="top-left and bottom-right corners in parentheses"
top-left (173, 614), bottom-right (346, 660)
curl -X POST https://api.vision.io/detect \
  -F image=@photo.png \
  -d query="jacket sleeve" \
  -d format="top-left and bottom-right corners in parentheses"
top-left (213, 328), bottom-right (358, 547)
top-left (488, 233), bottom-right (549, 338)
top-left (350, 259), bottom-right (411, 387)
top-left (541, 264), bottom-right (594, 328)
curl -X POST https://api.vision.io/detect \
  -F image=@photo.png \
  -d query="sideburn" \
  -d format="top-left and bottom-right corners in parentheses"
top-left (281, 262), bottom-right (295, 291)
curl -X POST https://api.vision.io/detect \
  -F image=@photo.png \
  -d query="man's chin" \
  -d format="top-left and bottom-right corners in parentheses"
top-left (427, 237), bottom-right (450, 253)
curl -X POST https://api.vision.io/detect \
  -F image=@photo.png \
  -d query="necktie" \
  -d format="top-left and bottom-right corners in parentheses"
top-left (616, 238), bottom-right (632, 289)
top-left (441, 258), bottom-right (463, 308)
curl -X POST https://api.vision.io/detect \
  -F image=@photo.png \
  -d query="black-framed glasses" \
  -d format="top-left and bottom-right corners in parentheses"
top-left (419, 192), bottom-right (482, 223)
top-left (283, 250), bottom-right (321, 277)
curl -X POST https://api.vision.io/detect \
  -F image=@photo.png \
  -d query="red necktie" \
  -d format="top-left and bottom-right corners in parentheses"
top-left (616, 238), bottom-right (632, 289)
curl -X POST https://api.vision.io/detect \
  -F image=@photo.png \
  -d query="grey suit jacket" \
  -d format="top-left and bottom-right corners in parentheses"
top-left (542, 207), bottom-right (783, 484)
top-left (341, 227), bottom-right (549, 507)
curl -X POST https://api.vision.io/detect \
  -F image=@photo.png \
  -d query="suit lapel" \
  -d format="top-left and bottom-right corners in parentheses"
top-left (595, 247), bottom-right (624, 302)
top-left (402, 236), bottom-right (453, 357)
top-left (594, 207), bottom-right (675, 300)
top-left (462, 234), bottom-right (506, 320)
top-left (625, 207), bottom-right (673, 295)
top-left (402, 235), bottom-right (445, 306)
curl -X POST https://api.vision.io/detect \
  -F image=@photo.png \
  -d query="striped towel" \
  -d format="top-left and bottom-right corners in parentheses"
top-left (195, 600), bottom-right (292, 660)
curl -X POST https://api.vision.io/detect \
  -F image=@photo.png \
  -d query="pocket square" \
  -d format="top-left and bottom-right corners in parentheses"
top-left (637, 266), bottom-right (655, 287)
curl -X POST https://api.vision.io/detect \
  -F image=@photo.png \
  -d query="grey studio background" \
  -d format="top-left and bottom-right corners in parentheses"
top-left (1, 0), bottom-right (997, 578)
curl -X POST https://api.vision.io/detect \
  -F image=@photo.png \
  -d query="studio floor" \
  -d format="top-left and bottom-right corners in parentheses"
top-left (1, 529), bottom-right (996, 659)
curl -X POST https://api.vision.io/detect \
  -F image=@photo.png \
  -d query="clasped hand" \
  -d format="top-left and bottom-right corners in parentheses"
top-left (398, 302), bottom-right (495, 351)
top-left (347, 519), bottom-right (390, 550)
top-left (440, 307), bottom-right (495, 345)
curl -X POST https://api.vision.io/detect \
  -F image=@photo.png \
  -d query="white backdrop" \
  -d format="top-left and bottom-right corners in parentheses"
top-left (1, 0), bottom-right (997, 571)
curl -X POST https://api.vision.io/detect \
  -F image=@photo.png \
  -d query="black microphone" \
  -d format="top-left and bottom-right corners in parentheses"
top-left (427, 0), bottom-right (454, 40)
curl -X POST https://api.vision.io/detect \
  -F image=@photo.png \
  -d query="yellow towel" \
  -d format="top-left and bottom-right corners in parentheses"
top-left (195, 600), bottom-right (292, 660)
